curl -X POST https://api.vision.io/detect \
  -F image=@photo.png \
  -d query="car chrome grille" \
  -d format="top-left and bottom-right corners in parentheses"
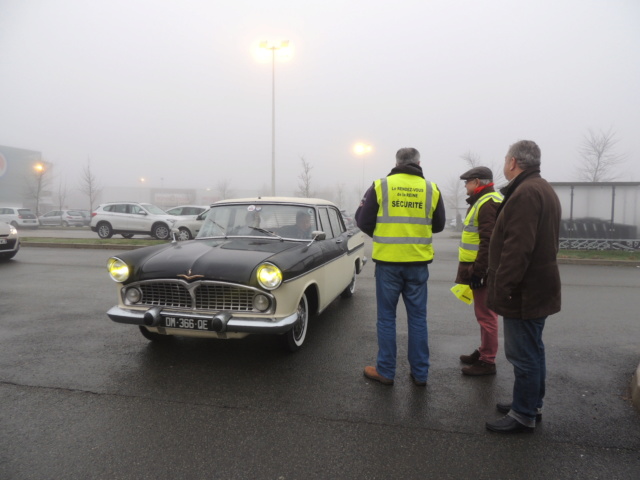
top-left (126, 280), bottom-right (271, 313)
top-left (195, 285), bottom-right (254, 311)
top-left (140, 282), bottom-right (192, 308)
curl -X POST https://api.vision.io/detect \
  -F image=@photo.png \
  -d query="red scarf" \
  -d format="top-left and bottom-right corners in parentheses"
top-left (473, 182), bottom-right (494, 196)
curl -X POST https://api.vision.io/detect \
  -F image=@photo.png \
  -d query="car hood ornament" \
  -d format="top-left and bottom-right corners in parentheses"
top-left (177, 269), bottom-right (204, 281)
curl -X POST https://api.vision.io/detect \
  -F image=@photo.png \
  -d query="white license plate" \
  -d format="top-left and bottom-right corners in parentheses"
top-left (163, 316), bottom-right (212, 331)
top-left (0, 239), bottom-right (6, 244)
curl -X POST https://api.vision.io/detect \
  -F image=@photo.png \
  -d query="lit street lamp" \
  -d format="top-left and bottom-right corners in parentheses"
top-left (259, 40), bottom-right (290, 196)
top-left (353, 142), bottom-right (373, 193)
top-left (33, 163), bottom-right (46, 216)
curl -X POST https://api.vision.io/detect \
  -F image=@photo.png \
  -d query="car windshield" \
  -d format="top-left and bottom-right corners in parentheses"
top-left (197, 204), bottom-right (318, 240)
top-left (141, 204), bottom-right (167, 215)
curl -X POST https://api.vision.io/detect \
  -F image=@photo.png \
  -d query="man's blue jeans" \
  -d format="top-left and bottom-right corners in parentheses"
top-left (375, 263), bottom-right (430, 382)
top-left (504, 316), bottom-right (547, 427)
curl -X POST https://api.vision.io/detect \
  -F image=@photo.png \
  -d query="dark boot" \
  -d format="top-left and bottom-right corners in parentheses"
top-left (459, 349), bottom-right (480, 365)
top-left (461, 360), bottom-right (496, 376)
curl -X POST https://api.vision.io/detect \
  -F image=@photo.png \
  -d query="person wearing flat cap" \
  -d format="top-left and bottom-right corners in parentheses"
top-left (456, 166), bottom-right (503, 376)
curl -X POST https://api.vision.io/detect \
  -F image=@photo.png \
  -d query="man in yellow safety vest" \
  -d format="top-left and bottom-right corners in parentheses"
top-left (356, 147), bottom-right (446, 386)
top-left (456, 166), bottom-right (502, 376)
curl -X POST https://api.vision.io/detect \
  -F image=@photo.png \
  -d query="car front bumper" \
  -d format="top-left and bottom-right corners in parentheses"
top-left (107, 305), bottom-right (300, 334)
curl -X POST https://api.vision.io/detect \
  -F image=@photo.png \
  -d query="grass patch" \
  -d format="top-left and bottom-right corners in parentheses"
top-left (559, 249), bottom-right (640, 261)
top-left (22, 237), bottom-right (166, 246)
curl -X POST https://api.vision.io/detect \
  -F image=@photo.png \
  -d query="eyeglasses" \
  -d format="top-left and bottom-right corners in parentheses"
top-left (464, 179), bottom-right (477, 185)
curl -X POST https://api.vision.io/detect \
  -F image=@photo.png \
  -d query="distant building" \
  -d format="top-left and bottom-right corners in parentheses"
top-left (0, 145), bottom-right (54, 212)
top-left (550, 182), bottom-right (640, 249)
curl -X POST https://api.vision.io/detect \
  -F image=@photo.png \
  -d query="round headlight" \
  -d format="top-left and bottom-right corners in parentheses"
top-left (256, 263), bottom-right (282, 290)
top-left (253, 294), bottom-right (270, 312)
top-left (107, 257), bottom-right (130, 282)
top-left (125, 287), bottom-right (142, 304)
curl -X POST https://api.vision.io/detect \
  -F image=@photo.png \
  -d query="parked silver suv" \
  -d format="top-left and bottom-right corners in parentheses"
top-left (90, 202), bottom-right (180, 240)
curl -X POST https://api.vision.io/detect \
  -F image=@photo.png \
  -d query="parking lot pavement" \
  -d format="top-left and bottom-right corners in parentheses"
top-left (2, 238), bottom-right (639, 478)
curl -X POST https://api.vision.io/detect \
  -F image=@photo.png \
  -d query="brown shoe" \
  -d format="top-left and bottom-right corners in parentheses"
top-left (363, 366), bottom-right (394, 385)
top-left (461, 360), bottom-right (496, 376)
top-left (459, 349), bottom-right (480, 365)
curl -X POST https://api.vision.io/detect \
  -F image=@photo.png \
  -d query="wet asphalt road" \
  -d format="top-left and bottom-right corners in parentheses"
top-left (1, 234), bottom-right (640, 479)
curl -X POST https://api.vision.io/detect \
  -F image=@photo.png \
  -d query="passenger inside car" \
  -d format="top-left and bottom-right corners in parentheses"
top-left (279, 211), bottom-right (313, 239)
top-left (233, 211), bottom-right (261, 235)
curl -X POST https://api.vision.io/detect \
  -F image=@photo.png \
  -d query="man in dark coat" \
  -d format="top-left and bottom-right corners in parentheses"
top-left (485, 140), bottom-right (562, 434)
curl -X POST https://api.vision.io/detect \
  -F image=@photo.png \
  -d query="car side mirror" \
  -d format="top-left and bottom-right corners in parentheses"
top-left (311, 230), bottom-right (326, 241)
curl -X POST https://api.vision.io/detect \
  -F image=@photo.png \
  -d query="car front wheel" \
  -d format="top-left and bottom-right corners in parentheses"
top-left (97, 222), bottom-right (113, 239)
top-left (177, 227), bottom-right (192, 241)
top-left (283, 293), bottom-right (309, 352)
top-left (153, 223), bottom-right (170, 240)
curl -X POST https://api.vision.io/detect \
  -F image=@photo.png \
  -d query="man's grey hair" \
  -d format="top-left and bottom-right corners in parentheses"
top-left (507, 140), bottom-right (541, 170)
top-left (478, 179), bottom-right (492, 186)
top-left (396, 147), bottom-right (420, 166)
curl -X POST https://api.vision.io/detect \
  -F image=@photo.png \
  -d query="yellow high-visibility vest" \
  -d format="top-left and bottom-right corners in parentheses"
top-left (372, 174), bottom-right (440, 262)
top-left (458, 191), bottom-right (503, 262)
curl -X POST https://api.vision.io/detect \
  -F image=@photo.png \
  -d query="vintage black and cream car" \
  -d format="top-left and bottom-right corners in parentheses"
top-left (106, 197), bottom-right (367, 351)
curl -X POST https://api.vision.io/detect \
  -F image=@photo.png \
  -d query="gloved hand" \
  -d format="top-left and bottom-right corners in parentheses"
top-left (469, 274), bottom-right (484, 290)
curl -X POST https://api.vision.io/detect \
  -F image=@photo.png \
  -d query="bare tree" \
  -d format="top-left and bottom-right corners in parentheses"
top-left (334, 182), bottom-right (346, 209)
top-left (460, 150), bottom-right (506, 187)
top-left (442, 176), bottom-right (466, 230)
top-left (79, 159), bottom-right (102, 212)
top-left (216, 179), bottom-right (233, 200)
top-left (575, 128), bottom-right (627, 182)
top-left (56, 180), bottom-right (68, 224)
top-left (25, 160), bottom-right (53, 216)
top-left (460, 150), bottom-right (481, 168)
top-left (296, 157), bottom-right (314, 198)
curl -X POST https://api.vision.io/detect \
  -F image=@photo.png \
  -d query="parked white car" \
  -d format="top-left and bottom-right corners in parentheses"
top-left (38, 209), bottom-right (86, 227)
top-left (171, 209), bottom-right (209, 240)
top-left (0, 207), bottom-right (39, 229)
top-left (165, 205), bottom-right (209, 217)
top-left (0, 222), bottom-right (20, 260)
top-left (90, 202), bottom-right (183, 240)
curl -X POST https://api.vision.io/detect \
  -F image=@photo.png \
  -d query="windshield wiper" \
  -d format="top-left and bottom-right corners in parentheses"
top-left (247, 226), bottom-right (283, 240)
top-left (200, 220), bottom-right (227, 238)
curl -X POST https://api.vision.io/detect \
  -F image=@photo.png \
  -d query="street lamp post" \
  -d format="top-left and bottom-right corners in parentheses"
top-left (33, 163), bottom-right (45, 216)
top-left (353, 143), bottom-right (373, 193)
top-left (260, 40), bottom-right (289, 197)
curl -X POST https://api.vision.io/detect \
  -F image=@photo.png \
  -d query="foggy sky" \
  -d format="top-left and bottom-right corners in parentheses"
top-left (1, 0), bottom-right (639, 206)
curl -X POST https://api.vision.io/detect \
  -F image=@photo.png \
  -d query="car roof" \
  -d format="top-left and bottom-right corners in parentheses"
top-left (168, 204), bottom-right (208, 208)
top-left (212, 197), bottom-right (337, 207)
